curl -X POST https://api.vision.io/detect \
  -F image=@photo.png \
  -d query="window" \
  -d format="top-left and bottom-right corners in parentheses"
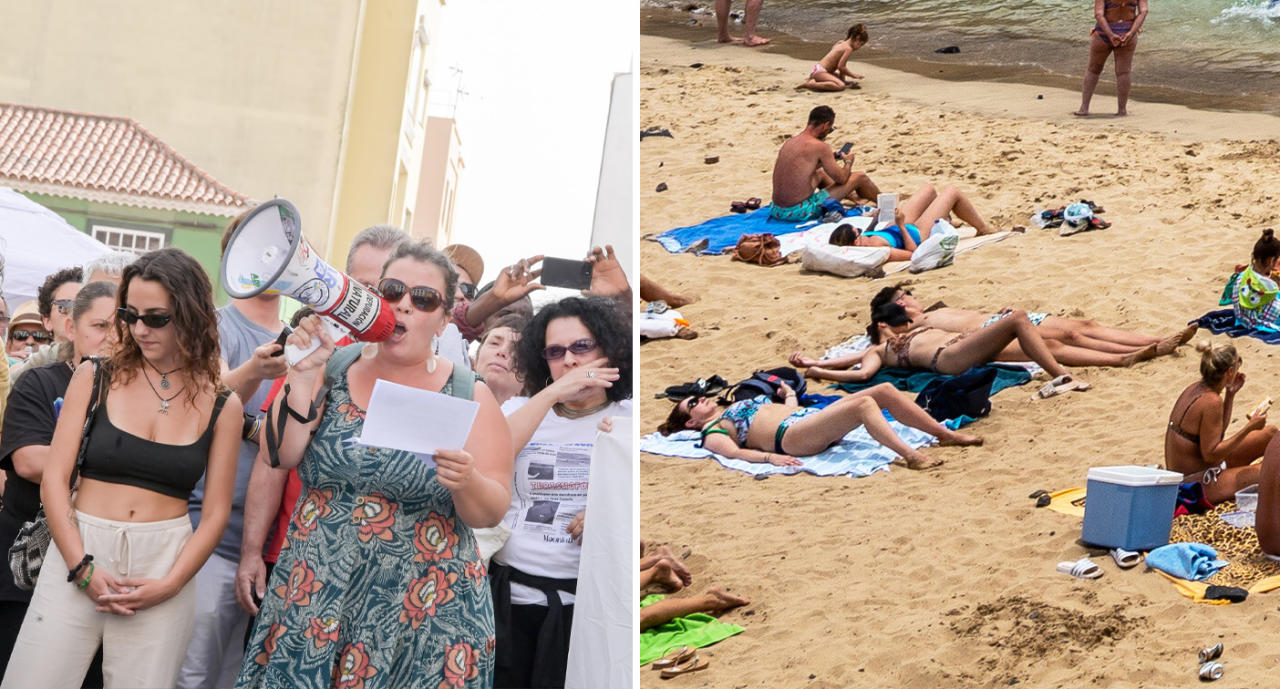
top-left (91, 225), bottom-right (167, 252)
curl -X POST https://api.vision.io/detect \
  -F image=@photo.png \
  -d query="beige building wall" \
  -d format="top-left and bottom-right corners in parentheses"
top-left (0, 0), bottom-right (445, 265)
top-left (413, 116), bottom-right (464, 248)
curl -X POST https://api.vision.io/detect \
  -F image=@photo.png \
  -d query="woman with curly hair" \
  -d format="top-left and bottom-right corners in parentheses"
top-left (235, 240), bottom-right (512, 689)
top-left (491, 295), bottom-right (631, 689)
top-left (2, 249), bottom-right (243, 689)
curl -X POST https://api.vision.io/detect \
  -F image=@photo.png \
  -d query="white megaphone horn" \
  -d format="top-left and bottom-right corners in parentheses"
top-left (220, 199), bottom-right (395, 364)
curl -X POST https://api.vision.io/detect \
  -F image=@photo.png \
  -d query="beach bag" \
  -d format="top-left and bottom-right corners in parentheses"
top-left (908, 220), bottom-right (960, 274)
top-left (725, 367), bottom-right (808, 404)
top-left (731, 233), bottom-right (787, 267)
top-left (8, 358), bottom-right (104, 590)
top-left (913, 365), bottom-right (996, 422)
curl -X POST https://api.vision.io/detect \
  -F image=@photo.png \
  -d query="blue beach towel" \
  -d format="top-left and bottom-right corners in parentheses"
top-left (639, 413), bottom-right (936, 478)
top-left (652, 207), bottom-right (810, 255)
top-left (1194, 309), bottom-right (1280, 345)
top-left (833, 364), bottom-right (1033, 395)
top-left (1145, 542), bottom-right (1228, 582)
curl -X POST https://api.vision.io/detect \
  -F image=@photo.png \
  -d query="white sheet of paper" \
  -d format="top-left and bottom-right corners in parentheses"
top-left (351, 378), bottom-right (479, 461)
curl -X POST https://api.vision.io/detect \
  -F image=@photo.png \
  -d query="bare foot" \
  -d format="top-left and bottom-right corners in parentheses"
top-left (666, 293), bottom-right (698, 309)
top-left (651, 546), bottom-right (693, 586)
top-left (894, 452), bottom-right (944, 470)
top-left (650, 559), bottom-right (686, 592)
top-left (1072, 110), bottom-right (1090, 117)
top-left (704, 587), bottom-right (750, 613)
top-left (741, 34), bottom-right (770, 47)
top-left (937, 432), bottom-right (983, 447)
top-left (1116, 110), bottom-right (1129, 116)
top-left (1120, 343), bottom-right (1158, 366)
top-left (1156, 326), bottom-right (1196, 356)
top-left (675, 326), bottom-right (699, 340)
top-left (1177, 323), bottom-right (1198, 346)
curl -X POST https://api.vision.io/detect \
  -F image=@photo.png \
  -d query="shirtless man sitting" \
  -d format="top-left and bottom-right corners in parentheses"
top-left (790, 284), bottom-right (1195, 374)
top-left (770, 106), bottom-right (879, 223)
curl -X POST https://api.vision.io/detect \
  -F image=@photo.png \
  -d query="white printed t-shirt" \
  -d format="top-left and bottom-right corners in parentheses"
top-left (494, 396), bottom-right (632, 605)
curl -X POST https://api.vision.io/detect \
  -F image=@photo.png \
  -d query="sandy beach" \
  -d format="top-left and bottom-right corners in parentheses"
top-left (639, 31), bottom-right (1280, 689)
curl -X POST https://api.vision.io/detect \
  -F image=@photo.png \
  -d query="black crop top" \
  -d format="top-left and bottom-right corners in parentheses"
top-left (79, 381), bottom-right (229, 500)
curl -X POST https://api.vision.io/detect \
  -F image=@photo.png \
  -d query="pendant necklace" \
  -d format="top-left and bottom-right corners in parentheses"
top-left (142, 367), bottom-right (184, 414)
top-left (144, 358), bottom-right (182, 390)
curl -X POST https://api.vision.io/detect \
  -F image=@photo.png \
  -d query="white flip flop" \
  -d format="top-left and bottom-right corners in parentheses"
top-left (1057, 557), bottom-right (1103, 579)
top-left (1110, 547), bottom-right (1142, 569)
top-left (1035, 374), bottom-right (1092, 400)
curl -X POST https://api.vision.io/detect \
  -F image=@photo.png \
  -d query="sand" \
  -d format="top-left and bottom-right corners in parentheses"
top-left (638, 33), bottom-right (1280, 689)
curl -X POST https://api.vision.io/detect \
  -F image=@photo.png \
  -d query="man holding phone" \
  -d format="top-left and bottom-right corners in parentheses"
top-left (770, 105), bottom-right (879, 222)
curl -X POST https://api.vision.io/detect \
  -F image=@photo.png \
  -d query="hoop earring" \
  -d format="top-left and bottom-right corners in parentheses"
top-left (427, 335), bottom-right (439, 374)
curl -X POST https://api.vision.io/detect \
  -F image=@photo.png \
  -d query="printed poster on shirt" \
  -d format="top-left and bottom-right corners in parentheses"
top-left (515, 441), bottom-right (591, 544)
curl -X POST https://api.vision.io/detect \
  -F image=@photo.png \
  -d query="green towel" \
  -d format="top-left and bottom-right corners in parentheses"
top-left (638, 594), bottom-right (745, 665)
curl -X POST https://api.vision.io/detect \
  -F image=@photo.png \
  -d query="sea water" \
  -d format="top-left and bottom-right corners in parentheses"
top-left (644, 0), bottom-right (1280, 114)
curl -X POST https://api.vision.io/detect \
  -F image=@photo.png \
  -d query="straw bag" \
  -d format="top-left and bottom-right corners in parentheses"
top-left (8, 359), bottom-right (104, 590)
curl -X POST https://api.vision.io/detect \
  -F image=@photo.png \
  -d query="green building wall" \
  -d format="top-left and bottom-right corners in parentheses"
top-left (21, 192), bottom-right (235, 304)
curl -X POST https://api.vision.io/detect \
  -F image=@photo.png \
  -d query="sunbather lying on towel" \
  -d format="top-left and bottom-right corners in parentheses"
top-left (1165, 340), bottom-right (1277, 505)
top-left (657, 380), bottom-right (981, 470)
top-left (801, 283), bottom-right (1194, 366)
top-left (1231, 229), bottom-right (1280, 330)
top-left (826, 184), bottom-right (1003, 261)
top-left (792, 302), bottom-right (1091, 394)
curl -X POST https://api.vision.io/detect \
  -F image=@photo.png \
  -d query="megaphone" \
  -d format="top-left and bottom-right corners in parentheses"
top-left (220, 199), bottom-right (395, 364)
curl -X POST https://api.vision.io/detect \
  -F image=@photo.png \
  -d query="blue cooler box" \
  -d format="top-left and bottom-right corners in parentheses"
top-left (1081, 465), bottom-right (1183, 551)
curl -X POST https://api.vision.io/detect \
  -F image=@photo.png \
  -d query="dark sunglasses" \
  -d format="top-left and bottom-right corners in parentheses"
top-left (459, 282), bottom-right (477, 300)
top-left (53, 299), bottom-right (74, 316)
top-left (541, 338), bottom-right (597, 361)
top-left (377, 278), bottom-right (444, 313)
top-left (10, 329), bottom-right (53, 343)
top-left (116, 308), bottom-right (173, 328)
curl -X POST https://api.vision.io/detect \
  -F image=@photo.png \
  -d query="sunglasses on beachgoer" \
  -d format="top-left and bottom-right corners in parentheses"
top-left (541, 338), bottom-right (597, 361)
top-left (116, 308), bottom-right (173, 328)
top-left (53, 299), bottom-right (74, 316)
top-left (377, 278), bottom-right (444, 313)
top-left (9, 329), bottom-right (53, 343)
top-left (459, 282), bottom-right (477, 301)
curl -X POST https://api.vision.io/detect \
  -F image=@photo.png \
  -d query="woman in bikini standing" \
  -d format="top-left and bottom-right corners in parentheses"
top-left (1075, 0), bottom-right (1148, 116)
top-left (798, 303), bottom-right (1088, 395)
top-left (1164, 341), bottom-right (1276, 505)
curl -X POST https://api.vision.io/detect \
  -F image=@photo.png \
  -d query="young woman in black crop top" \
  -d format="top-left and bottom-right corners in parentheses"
top-left (2, 249), bottom-right (243, 689)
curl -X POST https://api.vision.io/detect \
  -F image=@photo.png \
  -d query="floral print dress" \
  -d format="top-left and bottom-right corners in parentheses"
top-left (235, 357), bottom-right (494, 689)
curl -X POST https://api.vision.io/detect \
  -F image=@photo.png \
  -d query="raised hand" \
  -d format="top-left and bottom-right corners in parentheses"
top-left (583, 245), bottom-right (629, 298)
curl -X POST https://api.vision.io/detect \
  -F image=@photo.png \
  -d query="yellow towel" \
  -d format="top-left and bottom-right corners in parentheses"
top-left (1046, 487), bottom-right (1087, 518)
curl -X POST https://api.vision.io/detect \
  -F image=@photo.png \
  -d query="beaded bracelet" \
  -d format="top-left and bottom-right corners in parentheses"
top-left (76, 562), bottom-right (95, 590)
top-left (67, 554), bottom-right (94, 583)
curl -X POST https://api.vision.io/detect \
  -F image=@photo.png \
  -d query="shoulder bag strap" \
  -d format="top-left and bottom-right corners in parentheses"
top-left (69, 358), bottom-right (105, 490)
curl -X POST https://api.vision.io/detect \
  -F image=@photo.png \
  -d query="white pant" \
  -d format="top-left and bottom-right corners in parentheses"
top-left (176, 553), bottom-right (250, 689)
top-left (0, 511), bottom-right (196, 689)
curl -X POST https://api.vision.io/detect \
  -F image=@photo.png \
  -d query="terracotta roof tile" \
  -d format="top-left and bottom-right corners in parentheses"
top-left (0, 102), bottom-right (251, 214)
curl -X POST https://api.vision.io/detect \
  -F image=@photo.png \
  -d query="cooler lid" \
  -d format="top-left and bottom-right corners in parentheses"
top-left (1086, 465), bottom-right (1183, 487)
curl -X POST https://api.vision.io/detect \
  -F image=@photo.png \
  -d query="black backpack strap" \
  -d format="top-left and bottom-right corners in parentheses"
top-left (265, 345), bottom-right (362, 468)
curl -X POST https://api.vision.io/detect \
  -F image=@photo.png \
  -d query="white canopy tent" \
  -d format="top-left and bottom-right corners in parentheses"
top-left (0, 187), bottom-right (111, 310)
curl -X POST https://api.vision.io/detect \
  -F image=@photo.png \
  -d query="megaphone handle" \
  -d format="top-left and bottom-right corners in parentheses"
top-left (283, 317), bottom-right (351, 366)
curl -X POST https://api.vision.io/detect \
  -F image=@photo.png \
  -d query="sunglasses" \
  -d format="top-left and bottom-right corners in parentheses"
top-left (10, 329), bottom-right (53, 343)
top-left (541, 338), bottom-right (597, 361)
top-left (377, 278), bottom-right (444, 313)
top-left (53, 299), bottom-right (74, 316)
top-left (459, 282), bottom-right (477, 301)
top-left (116, 308), bottom-right (173, 328)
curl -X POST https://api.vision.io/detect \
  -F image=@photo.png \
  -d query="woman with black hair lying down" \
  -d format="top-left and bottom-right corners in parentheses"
top-left (795, 302), bottom-right (1090, 399)
top-left (658, 380), bottom-right (981, 471)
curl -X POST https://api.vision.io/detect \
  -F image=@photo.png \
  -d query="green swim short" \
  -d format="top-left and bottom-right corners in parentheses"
top-left (769, 189), bottom-right (830, 223)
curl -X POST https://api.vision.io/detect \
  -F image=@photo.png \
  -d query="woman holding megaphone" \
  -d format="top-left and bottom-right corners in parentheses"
top-left (235, 241), bottom-right (513, 689)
